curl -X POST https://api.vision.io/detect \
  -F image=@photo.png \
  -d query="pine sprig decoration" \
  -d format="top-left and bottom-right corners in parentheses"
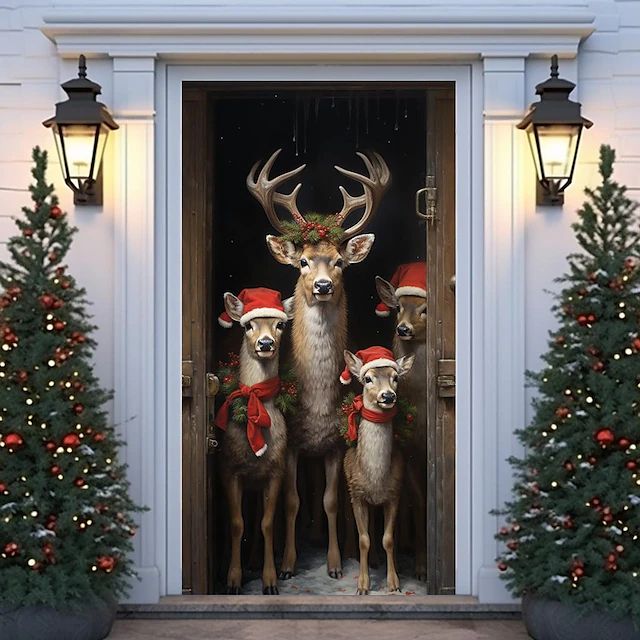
top-left (494, 145), bottom-right (640, 624)
top-left (0, 147), bottom-right (144, 609)
top-left (215, 353), bottom-right (298, 426)
top-left (280, 213), bottom-right (345, 247)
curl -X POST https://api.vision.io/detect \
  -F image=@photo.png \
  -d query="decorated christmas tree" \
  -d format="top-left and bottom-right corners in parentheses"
top-left (496, 145), bottom-right (640, 622)
top-left (0, 147), bottom-right (140, 607)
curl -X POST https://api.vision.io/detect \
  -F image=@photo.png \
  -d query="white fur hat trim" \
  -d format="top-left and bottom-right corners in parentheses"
top-left (240, 307), bottom-right (288, 326)
top-left (394, 285), bottom-right (426, 298)
top-left (360, 358), bottom-right (398, 378)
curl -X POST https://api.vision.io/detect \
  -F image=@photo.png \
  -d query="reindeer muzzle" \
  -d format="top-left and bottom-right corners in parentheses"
top-left (396, 324), bottom-right (414, 340)
top-left (256, 337), bottom-right (276, 357)
top-left (377, 391), bottom-right (397, 408)
top-left (313, 278), bottom-right (334, 298)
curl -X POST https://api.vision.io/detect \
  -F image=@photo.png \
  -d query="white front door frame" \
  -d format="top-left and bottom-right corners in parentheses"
top-left (41, 2), bottom-right (593, 603)
top-left (161, 62), bottom-right (476, 597)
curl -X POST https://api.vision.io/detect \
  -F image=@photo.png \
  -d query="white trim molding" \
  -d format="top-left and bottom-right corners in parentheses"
top-left (41, 3), bottom-right (594, 61)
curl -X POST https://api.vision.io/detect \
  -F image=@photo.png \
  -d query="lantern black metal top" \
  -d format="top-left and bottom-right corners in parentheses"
top-left (517, 55), bottom-right (593, 204)
top-left (43, 55), bottom-right (119, 204)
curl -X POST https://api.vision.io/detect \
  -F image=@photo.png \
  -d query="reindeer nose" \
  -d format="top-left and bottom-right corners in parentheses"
top-left (314, 279), bottom-right (333, 295)
top-left (257, 337), bottom-right (275, 351)
top-left (397, 324), bottom-right (413, 337)
top-left (379, 391), bottom-right (397, 405)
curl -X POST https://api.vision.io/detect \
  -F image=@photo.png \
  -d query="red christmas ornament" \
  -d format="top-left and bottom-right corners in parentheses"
top-left (497, 562), bottom-right (508, 572)
top-left (16, 370), bottom-right (28, 383)
top-left (50, 465), bottom-right (61, 476)
top-left (591, 497), bottom-right (601, 507)
top-left (592, 361), bottom-right (605, 372)
top-left (3, 332), bottom-right (17, 344)
top-left (595, 428), bottom-right (615, 446)
top-left (74, 477), bottom-right (85, 487)
top-left (3, 542), bottom-right (19, 557)
top-left (506, 540), bottom-right (518, 551)
top-left (588, 455), bottom-right (598, 465)
top-left (587, 314), bottom-right (596, 323)
top-left (39, 294), bottom-right (54, 308)
top-left (97, 555), bottom-right (117, 573)
top-left (53, 321), bottom-right (65, 331)
top-left (44, 441), bottom-right (56, 452)
top-left (577, 315), bottom-right (588, 326)
top-left (93, 432), bottom-right (106, 443)
top-left (406, 414), bottom-right (415, 423)
top-left (23, 228), bottom-right (33, 237)
top-left (4, 433), bottom-right (24, 448)
top-left (633, 338), bottom-right (640, 351)
top-left (626, 460), bottom-right (637, 470)
top-left (7, 286), bottom-right (21, 298)
top-left (0, 483), bottom-right (6, 493)
top-left (45, 515), bottom-right (57, 532)
top-left (43, 542), bottom-right (54, 557)
top-left (563, 461), bottom-right (575, 472)
top-left (499, 526), bottom-right (509, 536)
top-left (555, 335), bottom-right (566, 346)
top-left (72, 403), bottom-right (84, 415)
top-left (619, 437), bottom-right (631, 449)
top-left (62, 433), bottom-right (80, 448)
top-left (555, 407), bottom-right (570, 419)
top-left (49, 205), bottom-right (63, 219)
top-left (60, 280), bottom-right (70, 290)
top-left (55, 266), bottom-right (66, 276)
top-left (48, 251), bottom-right (60, 263)
top-left (624, 256), bottom-right (638, 271)
top-left (573, 567), bottom-right (585, 577)
top-left (52, 298), bottom-right (63, 309)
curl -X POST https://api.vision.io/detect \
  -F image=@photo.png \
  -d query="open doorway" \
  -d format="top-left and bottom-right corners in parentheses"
top-left (182, 84), bottom-right (455, 596)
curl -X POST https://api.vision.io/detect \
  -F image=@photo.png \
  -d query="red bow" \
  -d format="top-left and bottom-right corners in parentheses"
top-left (214, 377), bottom-right (281, 456)
top-left (346, 394), bottom-right (398, 442)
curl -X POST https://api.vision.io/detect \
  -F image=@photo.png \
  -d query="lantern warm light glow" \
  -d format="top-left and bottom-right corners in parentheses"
top-left (43, 55), bottom-right (118, 206)
top-left (518, 55), bottom-right (592, 206)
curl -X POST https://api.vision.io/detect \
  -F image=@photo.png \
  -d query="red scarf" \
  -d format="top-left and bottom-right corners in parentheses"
top-left (214, 376), bottom-right (281, 457)
top-left (346, 394), bottom-right (398, 442)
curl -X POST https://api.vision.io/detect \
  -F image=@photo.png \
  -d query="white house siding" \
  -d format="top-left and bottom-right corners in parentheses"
top-left (0, 0), bottom-right (639, 602)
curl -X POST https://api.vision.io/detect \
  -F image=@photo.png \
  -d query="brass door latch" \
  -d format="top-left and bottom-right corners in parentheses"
top-left (437, 359), bottom-right (455, 398)
top-left (206, 373), bottom-right (220, 453)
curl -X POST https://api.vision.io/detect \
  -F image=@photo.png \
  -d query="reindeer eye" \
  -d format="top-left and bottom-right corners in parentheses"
top-left (244, 323), bottom-right (252, 333)
top-left (392, 375), bottom-right (399, 383)
top-left (276, 321), bottom-right (286, 331)
top-left (364, 376), bottom-right (372, 384)
top-left (335, 258), bottom-right (344, 269)
top-left (300, 258), bottom-right (309, 268)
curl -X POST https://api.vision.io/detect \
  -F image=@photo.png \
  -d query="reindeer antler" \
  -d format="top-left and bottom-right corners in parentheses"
top-left (247, 149), bottom-right (307, 233)
top-left (333, 151), bottom-right (391, 240)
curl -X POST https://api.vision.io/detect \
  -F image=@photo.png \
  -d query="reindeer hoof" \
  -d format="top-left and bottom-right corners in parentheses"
top-left (356, 588), bottom-right (369, 595)
top-left (226, 585), bottom-right (241, 595)
top-left (279, 570), bottom-right (294, 580)
top-left (262, 585), bottom-right (279, 595)
top-left (328, 568), bottom-right (343, 579)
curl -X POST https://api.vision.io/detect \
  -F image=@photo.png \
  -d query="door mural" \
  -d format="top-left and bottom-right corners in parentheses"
top-left (182, 85), bottom-right (455, 595)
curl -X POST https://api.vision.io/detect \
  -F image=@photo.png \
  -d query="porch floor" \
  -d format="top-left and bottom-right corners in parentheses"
top-left (109, 618), bottom-right (529, 639)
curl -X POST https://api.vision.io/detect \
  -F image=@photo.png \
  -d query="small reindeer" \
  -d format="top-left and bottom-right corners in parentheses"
top-left (214, 288), bottom-right (294, 594)
top-left (375, 262), bottom-right (428, 581)
top-left (341, 347), bottom-right (415, 594)
top-left (247, 149), bottom-right (390, 580)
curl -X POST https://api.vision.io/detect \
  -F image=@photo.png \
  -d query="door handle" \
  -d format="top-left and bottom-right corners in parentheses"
top-left (416, 175), bottom-right (437, 224)
top-left (206, 373), bottom-right (220, 453)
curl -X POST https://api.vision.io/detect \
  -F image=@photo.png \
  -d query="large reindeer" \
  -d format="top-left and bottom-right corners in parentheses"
top-left (214, 288), bottom-right (294, 594)
top-left (375, 263), bottom-right (428, 581)
top-left (247, 149), bottom-right (390, 579)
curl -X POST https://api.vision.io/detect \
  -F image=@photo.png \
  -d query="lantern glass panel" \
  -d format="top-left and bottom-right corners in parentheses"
top-left (534, 124), bottom-right (581, 182)
top-left (53, 124), bottom-right (108, 190)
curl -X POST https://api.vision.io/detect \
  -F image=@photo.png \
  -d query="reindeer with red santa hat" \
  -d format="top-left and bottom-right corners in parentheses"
top-left (340, 346), bottom-right (415, 594)
top-left (375, 262), bottom-right (429, 582)
top-left (215, 287), bottom-right (294, 595)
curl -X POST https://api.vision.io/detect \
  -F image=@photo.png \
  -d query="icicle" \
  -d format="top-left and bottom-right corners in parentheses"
top-left (331, 96), bottom-right (336, 109)
top-left (404, 100), bottom-right (408, 120)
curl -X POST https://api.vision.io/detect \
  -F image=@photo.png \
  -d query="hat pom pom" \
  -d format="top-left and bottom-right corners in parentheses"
top-left (218, 311), bottom-right (233, 329)
top-left (339, 366), bottom-right (352, 385)
top-left (375, 302), bottom-right (390, 318)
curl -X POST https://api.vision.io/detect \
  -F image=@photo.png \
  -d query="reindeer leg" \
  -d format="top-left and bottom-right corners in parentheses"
top-left (383, 499), bottom-right (401, 593)
top-left (407, 462), bottom-right (427, 582)
top-left (324, 449), bottom-right (343, 579)
top-left (279, 449), bottom-right (299, 580)
top-left (261, 474), bottom-right (282, 595)
top-left (225, 474), bottom-right (244, 594)
top-left (351, 498), bottom-right (370, 595)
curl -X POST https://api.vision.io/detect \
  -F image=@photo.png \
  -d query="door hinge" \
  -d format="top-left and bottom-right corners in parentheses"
top-left (416, 175), bottom-right (437, 224)
top-left (436, 359), bottom-right (455, 398)
top-left (182, 361), bottom-right (194, 397)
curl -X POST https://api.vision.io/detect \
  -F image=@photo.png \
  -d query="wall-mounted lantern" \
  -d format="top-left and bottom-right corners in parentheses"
top-left (517, 55), bottom-right (592, 206)
top-left (43, 55), bottom-right (118, 206)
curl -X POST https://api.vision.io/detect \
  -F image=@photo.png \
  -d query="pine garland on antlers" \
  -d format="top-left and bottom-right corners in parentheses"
top-left (280, 214), bottom-right (345, 247)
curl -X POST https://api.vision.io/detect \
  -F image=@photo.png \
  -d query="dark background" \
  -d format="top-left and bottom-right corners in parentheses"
top-left (212, 89), bottom-right (428, 357)
top-left (208, 88), bottom-right (429, 591)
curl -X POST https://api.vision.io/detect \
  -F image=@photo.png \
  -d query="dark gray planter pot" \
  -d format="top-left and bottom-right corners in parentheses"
top-left (522, 593), bottom-right (640, 640)
top-left (0, 596), bottom-right (116, 640)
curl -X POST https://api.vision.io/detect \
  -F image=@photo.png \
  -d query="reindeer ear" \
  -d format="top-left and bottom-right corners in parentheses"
top-left (266, 235), bottom-right (300, 266)
top-left (341, 233), bottom-right (375, 265)
top-left (343, 350), bottom-right (363, 381)
top-left (224, 292), bottom-right (244, 323)
top-left (396, 354), bottom-right (415, 377)
top-left (375, 276), bottom-right (399, 309)
top-left (282, 296), bottom-right (295, 320)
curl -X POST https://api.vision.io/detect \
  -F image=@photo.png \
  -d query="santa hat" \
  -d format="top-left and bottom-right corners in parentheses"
top-left (375, 262), bottom-right (427, 317)
top-left (218, 287), bottom-right (288, 328)
top-left (340, 346), bottom-right (397, 385)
